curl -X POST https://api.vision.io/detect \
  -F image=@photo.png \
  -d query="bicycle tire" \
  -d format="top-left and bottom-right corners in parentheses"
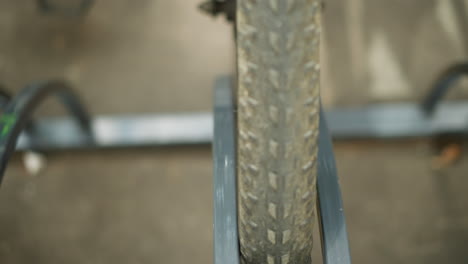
top-left (236, 0), bottom-right (322, 263)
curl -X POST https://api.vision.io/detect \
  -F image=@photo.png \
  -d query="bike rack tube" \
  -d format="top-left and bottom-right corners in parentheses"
top-left (213, 76), bottom-right (352, 264)
top-left (0, 80), bottom-right (92, 185)
top-left (421, 63), bottom-right (468, 115)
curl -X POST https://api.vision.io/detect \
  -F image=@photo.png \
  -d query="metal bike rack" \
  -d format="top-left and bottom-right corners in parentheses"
top-left (422, 63), bottom-right (468, 115)
top-left (0, 62), bottom-right (467, 180)
top-left (15, 112), bottom-right (212, 150)
top-left (0, 62), bottom-right (465, 261)
top-left (11, 99), bottom-right (468, 152)
top-left (0, 80), bottom-right (215, 184)
top-left (213, 76), bottom-right (352, 264)
top-left (0, 81), bottom-right (92, 185)
top-left (325, 62), bottom-right (468, 140)
top-left (8, 76), bottom-right (468, 152)
top-left (213, 77), bottom-right (240, 264)
top-left (8, 81), bottom-right (468, 153)
top-left (317, 109), bottom-right (352, 264)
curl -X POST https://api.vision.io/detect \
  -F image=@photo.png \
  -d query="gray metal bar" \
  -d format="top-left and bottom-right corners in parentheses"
top-left (14, 101), bottom-right (468, 151)
top-left (318, 109), bottom-right (352, 264)
top-left (16, 113), bottom-right (213, 150)
top-left (213, 76), bottom-right (240, 264)
top-left (326, 102), bottom-right (468, 139)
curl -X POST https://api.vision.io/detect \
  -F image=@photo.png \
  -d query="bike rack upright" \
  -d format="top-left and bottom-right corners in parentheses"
top-left (212, 76), bottom-right (352, 264)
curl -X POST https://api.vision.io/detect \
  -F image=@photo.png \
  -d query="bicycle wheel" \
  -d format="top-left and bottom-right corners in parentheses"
top-left (236, 0), bottom-right (322, 263)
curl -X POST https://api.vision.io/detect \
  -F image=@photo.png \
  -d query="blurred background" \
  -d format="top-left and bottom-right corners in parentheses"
top-left (1, 0), bottom-right (468, 263)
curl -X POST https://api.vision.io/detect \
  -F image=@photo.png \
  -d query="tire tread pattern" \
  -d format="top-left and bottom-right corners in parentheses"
top-left (237, 0), bottom-right (322, 263)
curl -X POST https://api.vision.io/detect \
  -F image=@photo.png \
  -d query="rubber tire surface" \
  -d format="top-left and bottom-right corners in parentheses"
top-left (236, 0), bottom-right (322, 263)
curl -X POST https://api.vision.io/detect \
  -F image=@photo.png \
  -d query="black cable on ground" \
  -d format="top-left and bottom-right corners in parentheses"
top-left (0, 80), bottom-right (92, 186)
top-left (422, 63), bottom-right (468, 115)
